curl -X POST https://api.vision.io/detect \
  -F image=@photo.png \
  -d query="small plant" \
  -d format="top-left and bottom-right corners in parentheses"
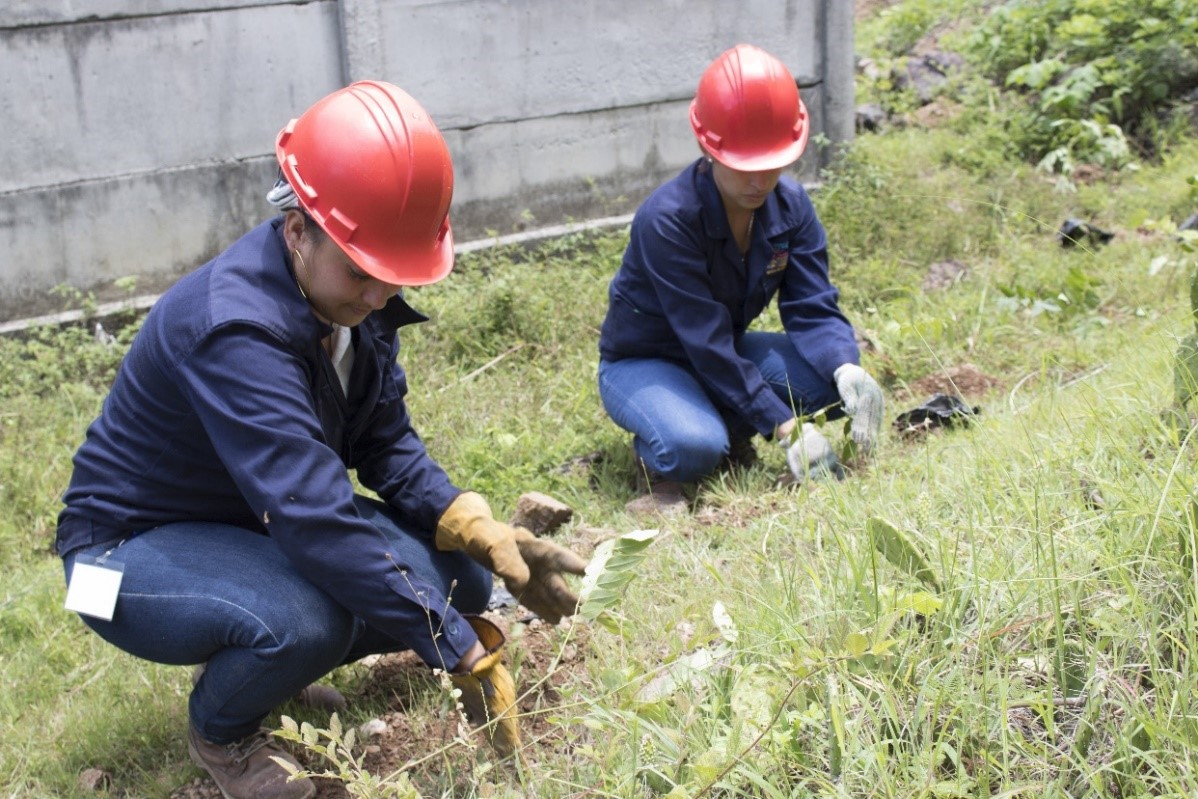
top-left (579, 528), bottom-right (659, 632)
top-left (0, 321), bottom-right (132, 399)
top-left (875, 0), bottom-right (940, 56)
top-left (994, 264), bottom-right (1105, 327)
top-left (49, 282), bottom-right (98, 316)
top-left (273, 714), bottom-right (424, 799)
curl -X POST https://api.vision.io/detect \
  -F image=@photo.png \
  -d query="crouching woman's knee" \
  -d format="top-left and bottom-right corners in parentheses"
top-left (268, 592), bottom-right (359, 667)
top-left (660, 432), bottom-right (727, 482)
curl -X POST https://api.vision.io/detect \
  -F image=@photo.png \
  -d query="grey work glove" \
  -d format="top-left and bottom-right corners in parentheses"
top-left (834, 363), bottom-right (884, 453)
top-left (782, 423), bottom-right (843, 482)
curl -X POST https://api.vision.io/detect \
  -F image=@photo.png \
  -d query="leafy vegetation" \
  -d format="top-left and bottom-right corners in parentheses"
top-left (3, 1), bottom-right (1198, 797)
top-left (858, 0), bottom-right (1198, 177)
top-left (967, 0), bottom-right (1198, 171)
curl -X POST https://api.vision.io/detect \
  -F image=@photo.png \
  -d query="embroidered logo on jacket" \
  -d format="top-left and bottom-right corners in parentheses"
top-left (766, 245), bottom-right (789, 275)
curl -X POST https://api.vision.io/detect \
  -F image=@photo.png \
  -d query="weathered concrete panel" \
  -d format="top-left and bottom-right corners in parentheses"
top-left (0, 2), bottom-right (340, 192)
top-left (0, 158), bottom-right (278, 316)
top-left (446, 99), bottom-right (696, 236)
top-left (1, 1), bottom-right (282, 28)
top-left (372, 0), bottom-right (819, 129)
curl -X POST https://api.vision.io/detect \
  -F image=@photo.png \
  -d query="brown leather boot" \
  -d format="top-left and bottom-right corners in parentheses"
top-left (191, 665), bottom-right (347, 712)
top-left (187, 724), bottom-right (315, 799)
top-left (625, 465), bottom-right (689, 517)
top-left (292, 682), bottom-right (348, 712)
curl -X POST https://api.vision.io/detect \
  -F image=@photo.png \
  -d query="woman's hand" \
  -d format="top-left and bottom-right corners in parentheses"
top-left (833, 364), bottom-right (884, 453)
top-left (436, 492), bottom-right (587, 623)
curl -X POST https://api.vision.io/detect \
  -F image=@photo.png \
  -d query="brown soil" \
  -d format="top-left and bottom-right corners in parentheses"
top-left (169, 608), bottom-right (593, 799)
top-left (904, 363), bottom-right (1002, 401)
top-left (911, 99), bottom-right (965, 129)
top-left (921, 259), bottom-right (970, 292)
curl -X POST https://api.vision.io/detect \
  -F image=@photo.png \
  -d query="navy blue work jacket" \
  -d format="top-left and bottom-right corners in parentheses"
top-left (598, 158), bottom-right (860, 437)
top-left (56, 218), bottom-right (476, 666)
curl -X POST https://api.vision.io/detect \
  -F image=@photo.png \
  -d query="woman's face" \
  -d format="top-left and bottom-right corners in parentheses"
top-left (283, 211), bottom-right (402, 327)
top-left (709, 159), bottom-right (787, 214)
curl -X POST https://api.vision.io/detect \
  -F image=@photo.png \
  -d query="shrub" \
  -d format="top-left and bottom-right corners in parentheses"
top-left (967, 0), bottom-right (1198, 170)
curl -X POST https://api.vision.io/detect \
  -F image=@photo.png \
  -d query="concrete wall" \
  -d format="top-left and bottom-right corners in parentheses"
top-left (0, 0), bottom-right (854, 321)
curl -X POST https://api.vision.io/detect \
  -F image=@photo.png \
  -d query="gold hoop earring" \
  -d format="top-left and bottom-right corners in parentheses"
top-left (292, 249), bottom-right (310, 301)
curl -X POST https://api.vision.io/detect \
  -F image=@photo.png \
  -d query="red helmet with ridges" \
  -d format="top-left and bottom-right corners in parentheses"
top-left (689, 44), bottom-right (810, 172)
top-left (276, 80), bottom-right (455, 285)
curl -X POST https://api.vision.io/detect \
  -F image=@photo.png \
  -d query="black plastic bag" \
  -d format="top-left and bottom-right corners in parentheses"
top-left (893, 393), bottom-right (980, 436)
top-left (1058, 218), bottom-right (1114, 248)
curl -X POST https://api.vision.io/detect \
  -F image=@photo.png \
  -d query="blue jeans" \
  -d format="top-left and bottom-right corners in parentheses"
top-left (61, 496), bottom-right (491, 743)
top-left (598, 332), bottom-right (840, 482)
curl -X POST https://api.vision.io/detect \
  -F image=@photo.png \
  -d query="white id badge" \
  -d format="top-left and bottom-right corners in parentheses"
top-left (64, 555), bottom-right (125, 621)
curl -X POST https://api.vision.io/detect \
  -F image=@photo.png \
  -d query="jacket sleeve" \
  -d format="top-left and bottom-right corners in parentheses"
top-left (351, 336), bottom-right (461, 533)
top-left (777, 201), bottom-right (860, 380)
top-left (635, 211), bottom-right (795, 437)
top-left (175, 324), bottom-right (477, 670)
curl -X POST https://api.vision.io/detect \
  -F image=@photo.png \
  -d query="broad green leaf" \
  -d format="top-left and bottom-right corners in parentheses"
top-left (712, 601), bottom-right (739, 643)
top-left (693, 739), bottom-right (729, 783)
top-left (636, 645), bottom-right (730, 703)
top-left (893, 591), bottom-right (944, 617)
top-left (730, 664), bottom-right (778, 738)
top-left (580, 528), bottom-right (659, 620)
top-left (844, 631), bottom-right (870, 657)
top-left (590, 610), bottom-right (625, 634)
top-left (869, 638), bottom-right (898, 656)
top-left (867, 517), bottom-right (941, 591)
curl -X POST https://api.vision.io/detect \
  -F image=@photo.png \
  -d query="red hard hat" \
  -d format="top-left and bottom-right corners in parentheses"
top-left (275, 80), bottom-right (455, 286)
top-left (689, 44), bottom-right (810, 172)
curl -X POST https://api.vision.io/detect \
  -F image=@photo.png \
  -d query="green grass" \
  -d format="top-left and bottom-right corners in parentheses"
top-left (6, 5), bottom-right (1198, 796)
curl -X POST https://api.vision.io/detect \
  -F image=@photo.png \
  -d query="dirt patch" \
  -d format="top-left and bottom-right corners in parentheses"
top-left (904, 363), bottom-right (1002, 401)
top-left (911, 99), bottom-right (965, 129)
top-left (1071, 163), bottom-right (1107, 185)
top-left (330, 615), bottom-right (591, 797)
top-left (167, 610), bottom-right (592, 799)
top-left (922, 259), bottom-right (969, 292)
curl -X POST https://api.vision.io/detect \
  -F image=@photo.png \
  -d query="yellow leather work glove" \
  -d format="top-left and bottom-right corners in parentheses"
top-left (449, 615), bottom-right (520, 758)
top-left (436, 492), bottom-right (587, 624)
